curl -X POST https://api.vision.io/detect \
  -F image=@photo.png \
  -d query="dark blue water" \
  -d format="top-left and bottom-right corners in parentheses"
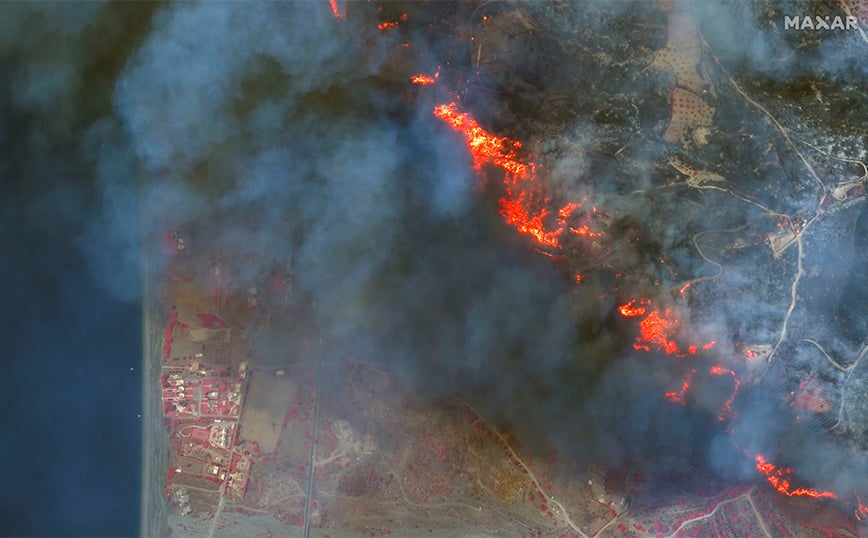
top-left (0, 80), bottom-right (142, 538)
top-left (0, 196), bottom-right (142, 537)
top-left (0, 5), bottom-right (153, 533)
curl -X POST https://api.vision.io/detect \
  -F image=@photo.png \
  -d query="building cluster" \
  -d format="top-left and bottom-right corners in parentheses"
top-left (161, 303), bottom-right (253, 516)
top-left (172, 487), bottom-right (192, 517)
top-left (226, 451), bottom-right (253, 501)
top-left (162, 373), bottom-right (201, 417)
top-left (200, 378), bottom-right (242, 417)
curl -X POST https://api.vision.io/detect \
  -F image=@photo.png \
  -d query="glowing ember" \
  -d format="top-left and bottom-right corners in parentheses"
top-left (574, 273), bottom-right (583, 285)
top-left (709, 365), bottom-right (740, 420)
top-left (618, 299), bottom-right (650, 318)
top-left (558, 202), bottom-right (581, 218)
top-left (679, 282), bottom-right (691, 296)
top-left (378, 21), bottom-right (399, 30)
top-left (569, 224), bottom-right (603, 238)
top-left (328, 0), bottom-right (346, 19)
top-left (618, 300), bottom-right (715, 357)
top-left (637, 308), bottom-right (680, 355)
top-left (412, 67), bottom-right (440, 86)
top-left (665, 368), bottom-right (695, 405)
top-left (754, 454), bottom-right (837, 499)
top-left (708, 365), bottom-right (727, 375)
top-left (739, 345), bottom-right (771, 361)
top-left (411, 74), bottom-right (437, 85)
top-left (534, 249), bottom-right (567, 265)
top-left (856, 494), bottom-right (867, 521)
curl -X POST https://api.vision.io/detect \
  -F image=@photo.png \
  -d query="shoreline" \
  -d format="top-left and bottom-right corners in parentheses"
top-left (140, 233), bottom-right (170, 538)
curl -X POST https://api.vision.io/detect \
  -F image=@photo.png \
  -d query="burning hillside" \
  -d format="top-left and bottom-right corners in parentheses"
top-left (93, 0), bottom-right (868, 535)
top-left (383, 1), bottom-right (868, 528)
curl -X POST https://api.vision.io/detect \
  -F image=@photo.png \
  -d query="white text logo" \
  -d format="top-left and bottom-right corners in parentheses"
top-left (783, 15), bottom-right (858, 30)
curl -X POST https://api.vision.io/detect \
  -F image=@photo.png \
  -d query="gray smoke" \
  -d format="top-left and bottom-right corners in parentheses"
top-left (99, 0), bottom-right (713, 468)
top-left (5, 0), bottom-right (866, 525)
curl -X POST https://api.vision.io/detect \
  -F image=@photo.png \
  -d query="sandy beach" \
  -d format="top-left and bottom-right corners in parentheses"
top-left (140, 237), bottom-right (171, 538)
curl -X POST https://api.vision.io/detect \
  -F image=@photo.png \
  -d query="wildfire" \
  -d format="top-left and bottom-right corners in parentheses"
top-left (617, 300), bottom-right (715, 357)
top-left (378, 13), bottom-right (408, 30)
top-left (411, 74), bottom-right (437, 85)
top-left (739, 345), bottom-right (770, 361)
top-left (754, 454), bottom-right (838, 499)
top-left (497, 195), bottom-right (560, 247)
top-left (558, 202), bottom-right (581, 218)
top-left (569, 225), bottom-right (602, 237)
top-left (618, 298), bottom-right (650, 318)
top-left (709, 364), bottom-right (740, 420)
top-left (856, 494), bottom-right (867, 521)
top-left (328, 0), bottom-right (346, 19)
top-left (665, 368), bottom-right (696, 405)
top-left (636, 308), bottom-right (681, 355)
top-left (433, 102), bottom-right (591, 248)
top-left (408, 27), bottom-right (848, 518)
top-left (412, 66), bottom-right (440, 86)
top-left (433, 102), bottom-right (523, 172)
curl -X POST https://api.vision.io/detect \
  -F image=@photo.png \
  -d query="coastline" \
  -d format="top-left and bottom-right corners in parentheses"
top-left (140, 232), bottom-right (170, 538)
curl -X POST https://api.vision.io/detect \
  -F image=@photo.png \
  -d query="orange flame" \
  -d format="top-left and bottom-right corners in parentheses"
top-left (665, 368), bottom-right (695, 405)
top-left (378, 21), bottom-right (399, 30)
top-left (754, 454), bottom-right (837, 499)
top-left (569, 225), bottom-right (602, 238)
top-left (618, 299), bottom-right (650, 318)
top-left (433, 102), bottom-right (519, 172)
top-left (328, 0), bottom-right (346, 19)
top-left (498, 195), bottom-right (560, 247)
top-left (637, 308), bottom-right (680, 355)
top-left (432, 102), bottom-right (590, 248)
top-left (411, 74), bottom-right (437, 85)
top-left (709, 364), bottom-right (740, 420)
top-left (558, 202), bottom-right (581, 218)
top-left (618, 300), bottom-right (715, 357)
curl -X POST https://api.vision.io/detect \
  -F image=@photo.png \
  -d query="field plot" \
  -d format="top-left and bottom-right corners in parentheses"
top-left (239, 373), bottom-right (297, 454)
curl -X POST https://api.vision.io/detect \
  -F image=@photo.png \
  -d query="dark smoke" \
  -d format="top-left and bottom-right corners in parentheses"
top-left (106, 1), bottom-right (732, 473)
top-left (3, 0), bottom-right (866, 534)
